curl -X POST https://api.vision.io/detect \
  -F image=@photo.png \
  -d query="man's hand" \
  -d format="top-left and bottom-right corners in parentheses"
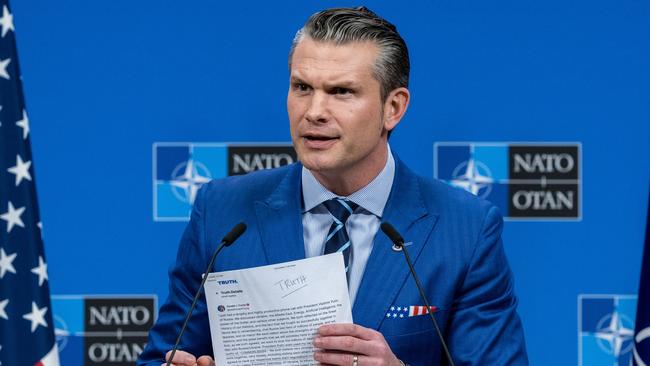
top-left (313, 323), bottom-right (402, 366)
top-left (162, 350), bottom-right (215, 366)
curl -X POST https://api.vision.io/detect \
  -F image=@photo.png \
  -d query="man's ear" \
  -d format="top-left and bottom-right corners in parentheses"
top-left (383, 87), bottom-right (410, 132)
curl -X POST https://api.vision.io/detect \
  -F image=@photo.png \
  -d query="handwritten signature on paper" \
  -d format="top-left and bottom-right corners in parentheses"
top-left (275, 274), bottom-right (308, 298)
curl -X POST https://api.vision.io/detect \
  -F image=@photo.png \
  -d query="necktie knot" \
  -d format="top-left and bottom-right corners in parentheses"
top-left (323, 198), bottom-right (358, 224)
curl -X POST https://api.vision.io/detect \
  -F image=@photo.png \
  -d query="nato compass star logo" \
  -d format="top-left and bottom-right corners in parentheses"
top-left (153, 143), bottom-right (227, 221)
top-left (51, 295), bottom-right (157, 365)
top-left (435, 142), bottom-right (581, 220)
top-left (593, 311), bottom-right (635, 359)
top-left (635, 326), bottom-right (650, 365)
top-left (169, 158), bottom-right (211, 205)
top-left (435, 143), bottom-right (505, 206)
top-left (53, 314), bottom-right (70, 352)
top-left (579, 294), bottom-right (637, 366)
top-left (450, 158), bottom-right (494, 198)
top-left (153, 143), bottom-right (297, 221)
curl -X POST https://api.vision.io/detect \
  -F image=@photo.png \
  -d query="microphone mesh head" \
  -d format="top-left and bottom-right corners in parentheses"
top-left (380, 222), bottom-right (404, 244)
top-left (223, 222), bottom-right (247, 245)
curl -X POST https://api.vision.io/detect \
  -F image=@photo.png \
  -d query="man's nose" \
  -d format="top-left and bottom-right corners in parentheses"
top-left (304, 91), bottom-right (329, 123)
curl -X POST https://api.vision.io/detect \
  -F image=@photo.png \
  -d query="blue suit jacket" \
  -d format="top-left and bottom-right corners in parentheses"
top-left (138, 159), bottom-right (528, 365)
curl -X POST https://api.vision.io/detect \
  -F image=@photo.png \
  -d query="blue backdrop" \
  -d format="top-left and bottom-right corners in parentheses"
top-left (9, 1), bottom-right (650, 364)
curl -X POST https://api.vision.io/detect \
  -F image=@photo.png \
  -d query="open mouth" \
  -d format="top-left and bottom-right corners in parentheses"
top-left (305, 135), bottom-right (337, 141)
top-left (303, 134), bottom-right (339, 148)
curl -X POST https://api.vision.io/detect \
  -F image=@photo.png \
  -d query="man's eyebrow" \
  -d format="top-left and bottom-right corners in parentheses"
top-left (289, 77), bottom-right (361, 88)
top-left (290, 76), bottom-right (308, 84)
top-left (324, 80), bottom-right (360, 89)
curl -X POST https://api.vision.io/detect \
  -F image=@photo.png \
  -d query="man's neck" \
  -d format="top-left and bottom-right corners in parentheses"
top-left (310, 144), bottom-right (389, 196)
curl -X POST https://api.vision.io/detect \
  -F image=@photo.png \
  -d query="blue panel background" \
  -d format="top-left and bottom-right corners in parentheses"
top-left (474, 145), bottom-right (508, 181)
top-left (8, 1), bottom-right (650, 365)
top-left (156, 146), bottom-right (190, 180)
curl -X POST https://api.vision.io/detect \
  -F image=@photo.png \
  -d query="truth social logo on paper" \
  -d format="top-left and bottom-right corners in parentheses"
top-left (579, 294), bottom-right (637, 366)
top-left (153, 143), bottom-right (296, 221)
top-left (52, 295), bottom-right (157, 366)
top-left (434, 142), bottom-right (581, 220)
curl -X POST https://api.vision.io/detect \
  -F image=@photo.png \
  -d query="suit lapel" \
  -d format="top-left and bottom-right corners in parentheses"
top-left (353, 160), bottom-right (439, 330)
top-left (254, 165), bottom-right (306, 265)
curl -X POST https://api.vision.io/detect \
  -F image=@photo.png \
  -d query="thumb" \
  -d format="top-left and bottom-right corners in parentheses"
top-left (197, 355), bottom-right (215, 366)
top-left (165, 350), bottom-right (196, 365)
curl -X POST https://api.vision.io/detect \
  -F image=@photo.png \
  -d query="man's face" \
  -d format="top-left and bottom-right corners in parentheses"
top-left (287, 38), bottom-right (391, 179)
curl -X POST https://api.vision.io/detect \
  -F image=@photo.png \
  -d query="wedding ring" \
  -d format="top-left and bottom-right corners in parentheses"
top-left (352, 355), bottom-right (359, 366)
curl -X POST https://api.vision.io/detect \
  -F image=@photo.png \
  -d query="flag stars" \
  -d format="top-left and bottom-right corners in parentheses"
top-left (7, 154), bottom-right (32, 186)
top-left (0, 5), bottom-right (13, 37)
top-left (16, 110), bottom-right (29, 139)
top-left (1, 201), bottom-right (25, 233)
top-left (31, 256), bottom-right (48, 286)
top-left (22, 302), bottom-right (48, 332)
top-left (0, 299), bottom-right (8, 319)
top-left (0, 248), bottom-right (17, 278)
top-left (0, 58), bottom-right (9, 80)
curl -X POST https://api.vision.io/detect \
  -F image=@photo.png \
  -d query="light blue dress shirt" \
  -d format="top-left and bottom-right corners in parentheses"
top-left (301, 148), bottom-right (395, 305)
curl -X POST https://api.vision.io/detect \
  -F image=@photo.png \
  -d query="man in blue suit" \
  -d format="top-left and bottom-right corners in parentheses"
top-left (138, 6), bottom-right (527, 366)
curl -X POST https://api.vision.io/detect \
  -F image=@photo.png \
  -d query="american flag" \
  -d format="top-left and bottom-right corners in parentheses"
top-left (633, 190), bottom-right (650, 365)
top-left (385, 305), bottom-right (438, 319)
top-left (0, 1), bottom-right (59, 365)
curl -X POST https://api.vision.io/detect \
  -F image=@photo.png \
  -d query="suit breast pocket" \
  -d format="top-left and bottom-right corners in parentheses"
top-left (379, 306), bottom-right (450, 336)
top-left (385, 328), bottom-right (441, 365)
top-left (380, 309), bottom-right (450, 365)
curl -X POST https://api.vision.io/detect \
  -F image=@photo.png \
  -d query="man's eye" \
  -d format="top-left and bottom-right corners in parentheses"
top-left (293, 83), bottom-right (311, 92)
top-left (332, 87), bottom-right (352, 95)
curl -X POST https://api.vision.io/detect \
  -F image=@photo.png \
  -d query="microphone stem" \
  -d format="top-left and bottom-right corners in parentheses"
top-left (166, 239), bottom-right (228, 366)
top-left (400, 244), bottom-right (456, 366)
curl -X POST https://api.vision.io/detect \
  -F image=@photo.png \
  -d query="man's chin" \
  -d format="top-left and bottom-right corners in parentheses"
top-left (297, 148), bottom-right (331, 168)
top-left (301, 161), bottom-right (332, 173)
top-left (299, 156), bottom-right (338, 174)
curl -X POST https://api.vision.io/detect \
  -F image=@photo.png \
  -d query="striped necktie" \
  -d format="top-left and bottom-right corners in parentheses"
top-left (322, 198), bottom-right (359, 273)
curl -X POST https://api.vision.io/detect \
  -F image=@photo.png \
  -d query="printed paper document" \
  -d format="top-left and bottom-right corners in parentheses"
top-left (203, 253), bottom-right (353, 365)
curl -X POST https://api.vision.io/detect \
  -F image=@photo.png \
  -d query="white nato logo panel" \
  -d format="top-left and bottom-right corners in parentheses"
top-left (578, 294), bottom-right (641, 366)
top-left (152, 142), bottom-right (297, 222)
top-left (435, 142), bottom-right (581, 221)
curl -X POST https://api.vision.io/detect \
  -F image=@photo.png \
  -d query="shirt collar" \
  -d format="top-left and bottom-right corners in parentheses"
top-left (301, 146), bottom-right (395, 218)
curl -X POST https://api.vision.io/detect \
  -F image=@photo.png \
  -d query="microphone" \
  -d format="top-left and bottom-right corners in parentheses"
top-left (222, 222), bottom-right (247, 246)
top-left (380, 222), bottom-right (456, 366)
top-left (166, 222), bottom-right (247, 366)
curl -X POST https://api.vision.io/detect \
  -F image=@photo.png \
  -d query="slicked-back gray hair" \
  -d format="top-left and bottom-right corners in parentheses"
top-left (289, 6), bottom-right (410, 103)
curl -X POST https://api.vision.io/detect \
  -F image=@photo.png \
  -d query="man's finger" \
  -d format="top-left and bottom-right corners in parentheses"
top-left (317, 323), bottom-right (378, 340)
top-left (314, 350), bottom-right (363, 366)
top-left (164, 350), bottom-right (197, 365)
top-left (197, 355), bottom-right (216, 366)
top-left (313, 335), bottom-right (375, 355)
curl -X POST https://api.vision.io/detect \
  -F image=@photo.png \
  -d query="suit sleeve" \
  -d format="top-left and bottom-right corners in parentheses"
top-left (444, 205), bottom-right (528, 365)
top-left (136, 186), bottom-right (213, 365)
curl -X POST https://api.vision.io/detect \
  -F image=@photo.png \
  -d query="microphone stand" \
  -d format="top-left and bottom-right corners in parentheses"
top-left (381, 222), bottom-right (455, 366)
top-left (396, 241), bottom-right (455, 366)
top-left (166, 223), bottom-right (247, 366)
